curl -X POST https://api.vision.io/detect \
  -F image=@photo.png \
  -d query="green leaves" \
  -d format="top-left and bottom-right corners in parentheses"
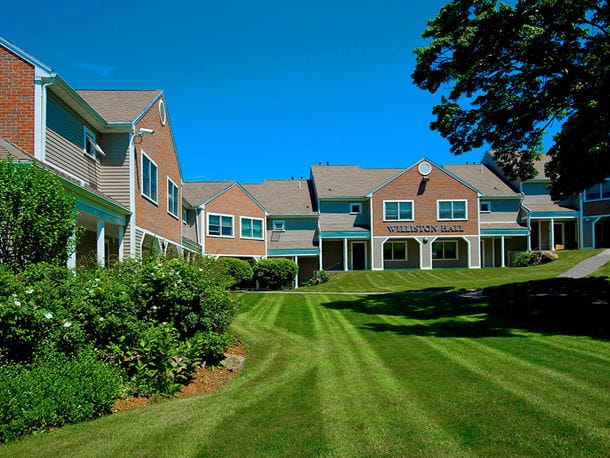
top-left (412, 0), bottom-right (610, 199)
top-left (0, 160), bottom-right (77, 271)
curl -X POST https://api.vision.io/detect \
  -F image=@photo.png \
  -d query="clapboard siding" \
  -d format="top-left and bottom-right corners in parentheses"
top-left (182, 208), bottom-right (199, 244)
top-left (46, 91), bottom-right (99, 187)
top-left (98, 133), bottom-right (130, 208)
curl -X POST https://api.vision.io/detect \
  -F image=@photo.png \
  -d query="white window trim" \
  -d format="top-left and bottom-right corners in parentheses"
top-left (141, 151), bottom-right (158, 205)
top-left (207, 212), bottom-right (234, 238)
top-left (584, 182), bottom-right (610, 202)
top-left (159, 99), bottom-right (167, 126)
top-left (437, 199), bottom-right (468, 221)
top-left (384, 241), bottom-right (408, 261)
top-left (383, 200), bottom-right (415, 222)
top-left (240, 216), bottom-right (265, 240)
top-left (167, 177), bottom-right (179, 218)
top-left (432, 240), bottom-right (459, 261)
top-left (83, 126), bottom-right (97, 160)
top-left (349, 202), bottom-right (363, 215)
top-left (272, 220), bottom-right (285, 231)
top-left (480, 201), bottom-right (491, 213)
top-left (182, 208), bottom-right (188, 225)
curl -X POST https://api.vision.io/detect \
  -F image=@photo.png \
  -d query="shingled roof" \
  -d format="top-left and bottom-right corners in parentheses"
top-left (444, 164), bottom-right (518, 196)
top-left (311, 165), bottom-right (403, 198)
top-left (76, 90), bottom-right (162, 123)
top-left (243, 179), bottom-right (317, 215)
top-left (182, 181), bottom-right (235, 206)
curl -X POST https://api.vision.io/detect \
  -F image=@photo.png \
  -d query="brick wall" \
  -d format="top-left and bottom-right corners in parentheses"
top-left (134, 96), bottom-right (183, 245)
top-left (204, 185), bottom-right (266, 256)
top-left (371, 164), bottom-right (479, 236)
top-left (0, 46), bottom-right (35, 154)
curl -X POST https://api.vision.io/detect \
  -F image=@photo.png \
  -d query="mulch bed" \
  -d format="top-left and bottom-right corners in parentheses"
top-left (112, 340), bottom-right (246, 413)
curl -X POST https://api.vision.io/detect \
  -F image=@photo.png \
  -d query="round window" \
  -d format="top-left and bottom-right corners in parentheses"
top-left (418, 161), bottom-right (432, 176)
top-left (159, 99), bottom-right (167, 126)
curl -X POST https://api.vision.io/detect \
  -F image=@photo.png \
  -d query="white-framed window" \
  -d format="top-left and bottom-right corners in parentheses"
top-left (584, 181), bottom-right (610, 201)
top-left (141, 152), bottom-right (158, 204)
top-left (83, 126), bottom-right (97, 159)
top-left (207, 213), bottom-right (233, 237)
top-left (383, 200), bottom-right (414, 221)
top-left (350, 202), bottom-right (362, 214)
top-left (241, 217), bottom-right (264, 240)
top-left (182, 208), bottom-right (188, 225)
top-left (480, 201), bottom-right (491, 213)
top-left (167, 177), bottom-right (179, 218)
top-left (437, 200), bottom-right (467, 220)
top-left (432, 240), bottom-right (458, 260)
top-left (383, 242), bottom-right (407, 261)
top-left (272, 220), bottom-right (285, 231)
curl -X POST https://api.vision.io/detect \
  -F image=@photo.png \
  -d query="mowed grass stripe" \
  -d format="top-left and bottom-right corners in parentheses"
top-left (374, 313), bottom-right (610, 444)
top-left (317, 299), bottom-right (468, 456)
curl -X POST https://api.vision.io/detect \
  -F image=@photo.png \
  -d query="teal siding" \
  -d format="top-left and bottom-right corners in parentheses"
top-left (481, 199), bottom-right (521, 212)
top-left (522, 182), bottom-right (550, 195)
top-left (269, 218), bottom-right (317, 230)
top-left (268, 248), bottom-right (320, 256)
top-left (320, 230), bottom-right (370, 239)
top-left (320, 200), bottom-right (369, 226)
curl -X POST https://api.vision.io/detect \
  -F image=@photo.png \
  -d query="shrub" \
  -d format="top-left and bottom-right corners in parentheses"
top-left (511, 251), bottom-right (558, 267)
top-left (304, 270), bottom-right (330, 287)
top-left (218, 258), bottom-right (253, 288)
top-left (253, 258), bottom-right (298, 290)
top-left (0, 348), bottom-right (122, 443)
top-left (0, 257), bottom-right (236, 393)
top-left (0, 159), bottom-right (78, 272)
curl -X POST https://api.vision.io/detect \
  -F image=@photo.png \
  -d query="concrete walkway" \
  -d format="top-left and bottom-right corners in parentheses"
top-left (558, 249), bottom-right (610, 279)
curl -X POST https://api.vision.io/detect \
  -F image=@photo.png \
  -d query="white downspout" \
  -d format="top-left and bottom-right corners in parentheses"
top-left (39, 77), bottom-right (56, 162)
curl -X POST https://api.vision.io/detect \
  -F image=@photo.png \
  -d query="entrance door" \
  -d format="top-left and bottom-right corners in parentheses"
top-left (553, 222), bottom-right (565, 249)
top-left (351, 242), bottom-right (366, 270)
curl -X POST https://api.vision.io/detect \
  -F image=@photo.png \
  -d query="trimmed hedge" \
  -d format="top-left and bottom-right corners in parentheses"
top-left (0, 348), bottom-right (122, 443)
top-left (219, 258), bottom-right (254, 289)
top-left (253, 258), bottom-right (298, 290)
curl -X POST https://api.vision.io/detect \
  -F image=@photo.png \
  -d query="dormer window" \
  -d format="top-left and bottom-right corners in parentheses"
top-left (83, 127), bottom-right (97, 159)
top-left (350, 203), bottom-right (362, 214)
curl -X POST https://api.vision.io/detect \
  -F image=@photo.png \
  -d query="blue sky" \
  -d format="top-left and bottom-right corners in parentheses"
top-left (2, 0), bottom-right (489, 182)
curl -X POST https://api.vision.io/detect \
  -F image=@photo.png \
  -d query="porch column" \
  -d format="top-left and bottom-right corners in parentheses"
top-left (500, 236), bottom-right (505, 267)
top-left (319, 241), bottom-right (323, 271)
top-left (96, 219), bottom-right (106, 266)
top-left (550, 218), bottom-right (555, 250)
top-left (118, 225), bottom-right (125, 261)
top-left (294, 256), bottom-right (299, 289)
top-left (343, 238), bottom-right (349, 271)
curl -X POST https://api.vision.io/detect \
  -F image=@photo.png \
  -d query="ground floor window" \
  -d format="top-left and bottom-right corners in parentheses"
top-left (432, 240), bottom-right (458, 260)
top-left (383, 241), bottom-right (407, 260)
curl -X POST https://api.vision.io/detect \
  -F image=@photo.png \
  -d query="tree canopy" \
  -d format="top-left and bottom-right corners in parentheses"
top-left (0, 158), bottom-right (78, 271)
top-left (412, 0), bottom-right (609, 200)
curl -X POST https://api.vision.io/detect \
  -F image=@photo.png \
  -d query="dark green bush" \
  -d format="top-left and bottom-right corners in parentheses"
top-left (253, 258), bottom-right (298, 290)
top-left (0, 348), bottom-right (121, 443)
top-left (511, 251), bottom-right (558, 267)
top-left (218, 258), bottom-right (253, 288)
top-left (304, 270), bottom-right (330, 287)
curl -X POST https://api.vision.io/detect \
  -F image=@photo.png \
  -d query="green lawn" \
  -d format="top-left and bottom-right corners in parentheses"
top-left (2, 276), bottom-right (609, 456)
top-left (302, 249), bottom-right (601, 292)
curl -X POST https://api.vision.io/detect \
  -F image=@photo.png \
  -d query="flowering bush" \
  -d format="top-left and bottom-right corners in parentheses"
top-left (0, 257), bottom-right (237, 396)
